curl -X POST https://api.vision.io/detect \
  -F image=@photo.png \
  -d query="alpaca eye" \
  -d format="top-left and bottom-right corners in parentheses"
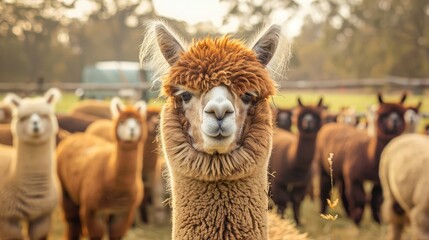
top-left (181, 92), bottom-right (192, 103)
top-left (241, 93), bottom-right (253, 104)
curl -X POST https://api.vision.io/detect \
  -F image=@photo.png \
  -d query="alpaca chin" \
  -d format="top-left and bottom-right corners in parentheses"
top-left (201, 134), bottom-right (235, 154)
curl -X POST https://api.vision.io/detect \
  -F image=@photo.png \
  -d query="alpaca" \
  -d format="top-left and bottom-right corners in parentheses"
top-left (85, 106), bottom-right (162, 224)
top-left (0, 123), bottom-right (13, 146)
top-left (380, 134), bottom-right (429, 240)
top-left (0, 88), bottom-right (61, 240)
top-left (403, 101), bottom-right (422, 133)
top-left (315, 93), bottom-right (407, 225)
top-left (274, 107), bottom-right (293, 131)
top-left (270, 97), bottom-right (325, 225)
top-left (56, 97), bottom-right (147, 239)
top-left (70, 100), bottom-right (111, 119)
top-left (57, 112), bottom-right (100, 133)
top-left (0, 103), bottom-right (12, 124)
top-left (336, 106), bottom-right (362, 126)
top-left (139, 20), bottom-right (293, 239)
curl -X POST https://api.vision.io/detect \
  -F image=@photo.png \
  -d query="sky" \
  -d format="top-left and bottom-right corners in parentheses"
top-left (153, 0), bottom-right (315, 38)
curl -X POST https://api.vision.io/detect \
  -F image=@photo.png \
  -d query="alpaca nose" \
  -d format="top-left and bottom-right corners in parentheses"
top-left (30, 114), bottom-right (41, 132)
top-left (204, 99), bottom-right (235, 122)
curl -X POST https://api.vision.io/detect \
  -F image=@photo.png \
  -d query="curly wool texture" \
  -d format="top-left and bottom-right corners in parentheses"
top-left (160, 98), bottom-right (273, 239)
top-left (162, 37), bottom-right (277, 98)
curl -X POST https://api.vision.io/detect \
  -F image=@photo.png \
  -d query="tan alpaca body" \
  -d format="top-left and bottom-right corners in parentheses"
top-left (380, 134), bottom-right (429, 240)
top-left (0, 89), bottom-right (61, 240)
top-left (0, 142), bottom-right (58, 220)
top-left (57, 99), bottom-right (146, 239)
top-left (85, 107), bottom-right (162, 224)
top-left (171, 170), bottom-right (267, 239)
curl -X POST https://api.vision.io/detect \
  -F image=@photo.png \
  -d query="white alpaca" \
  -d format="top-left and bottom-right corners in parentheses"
top-left (0, 88), bottom-right (61, 240)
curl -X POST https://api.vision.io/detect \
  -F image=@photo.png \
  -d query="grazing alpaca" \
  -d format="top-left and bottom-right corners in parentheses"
top-left (86, 106), bottom-right (162, 224)
top-left (270, 97), bottom-right (325, 225)
top-left (274, 107), bottom-right (293, 131)
top-left (380, 134), bottom-right (429, 240)
top-left (315, 93), bottom-right (407, 225)
top-left (70, 100), bottom-right (111, 119)
top-left (140, 20), bottom-right (294, 239)
top-left (0, 88), bottom-right (61, 240)
top-left (56, 97), bottom-right (147, 239)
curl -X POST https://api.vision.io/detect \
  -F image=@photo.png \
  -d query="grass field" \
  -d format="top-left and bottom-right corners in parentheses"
top-left (5, 89), bottom-right (426, 239)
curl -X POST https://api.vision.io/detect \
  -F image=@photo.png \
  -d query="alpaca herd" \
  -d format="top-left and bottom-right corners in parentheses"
top-left (0, 20), bottom-right (428, 240)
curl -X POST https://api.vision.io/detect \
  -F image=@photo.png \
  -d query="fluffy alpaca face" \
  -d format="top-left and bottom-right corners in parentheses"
top-left (140, 21), bottom-right (290, 180)
top-left (4, 88), bottom-right (60, 145)
top-left (117, 117), bottom-right (141, 142)
top-left (404, 108), bottom-right (420, 126)
top-left (174, 85), bottom-right (253, 154)
top-left (110, 97), bottom-right (147, 144)
top-left (276, 109), bottom-right (292, 130)
top-left (376, 93), bottom-right (407, 137)
top-left (378, 109), bottom-right (405, 135)
top-left (295, 97), bottom-right (324, 134)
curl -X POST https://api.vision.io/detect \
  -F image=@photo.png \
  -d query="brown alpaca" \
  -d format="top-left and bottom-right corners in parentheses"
top-left (270, 97), bottom-right (325, 225)
top-left (140, 20), bottom-right (295, 239)
top-left (56, 97), bottom-right (147, 239)
top-left (70, 100), bottom-right (111, 119)
top-left (86, 106), bottom-right (162, 224)
top-left (0, 103), bottom-right (12, 124)
top-left (274, 107), bottom-right (293, 132)
top-left (315, 93), bottom-right (407, 225)
top-left (57, 112), bottom-right (100, 133)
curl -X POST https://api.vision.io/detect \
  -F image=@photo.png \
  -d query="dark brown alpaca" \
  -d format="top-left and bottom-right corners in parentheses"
top-left (315, 93), bottom-right (407, 225)
top-left (56, 97), bottom-right (147, 240)
top-left (57, 112), bottom-right (100, 133)
top-left (274, 107), bottom-right (293, 131)
top-left (270, 97), bottom-right (325, 225)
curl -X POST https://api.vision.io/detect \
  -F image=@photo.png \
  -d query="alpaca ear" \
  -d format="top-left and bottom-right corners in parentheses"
top-left (155, 23), bottom-right (185, 66)
top-left (377, 93), bottom-right (384, 104)
top-left (4, 93), bottom-right (22, 108)
top-left (134, 100), bottom-right (147, 117)
top-left (416, 101), bottom-right (422, 111)
top-left (44, 88), bottom-right (62, 105)
top-left (399, 92), bottom-right (407, 104)
top-left (251, 25), bottom-right (281, 66)
top-left (297, 97), bottom-right (304, 107)
top-left (317, 97), bottom-right (324, 107)
top-left (110, 97), bottom-right (124, 118)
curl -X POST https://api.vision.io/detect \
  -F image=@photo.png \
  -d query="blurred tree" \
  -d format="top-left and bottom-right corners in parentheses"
top-left (315, 0), bottom-right (429, 78)
top-left (0, 0), bottom-right (75, 82)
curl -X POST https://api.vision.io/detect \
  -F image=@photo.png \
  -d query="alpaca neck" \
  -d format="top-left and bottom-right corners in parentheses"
top-left (368, 135), bottom-right (392, 180)
top-left (171, 170), bottom-right (268, 239)
top-left (296, 133), bottom-right (317, 167)
top-left (108, 143), bottom-right (142, 187)
top-left (12, 138), bottom-right (55, 183)
top-left (404, 123), bottom-right (416, 133)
